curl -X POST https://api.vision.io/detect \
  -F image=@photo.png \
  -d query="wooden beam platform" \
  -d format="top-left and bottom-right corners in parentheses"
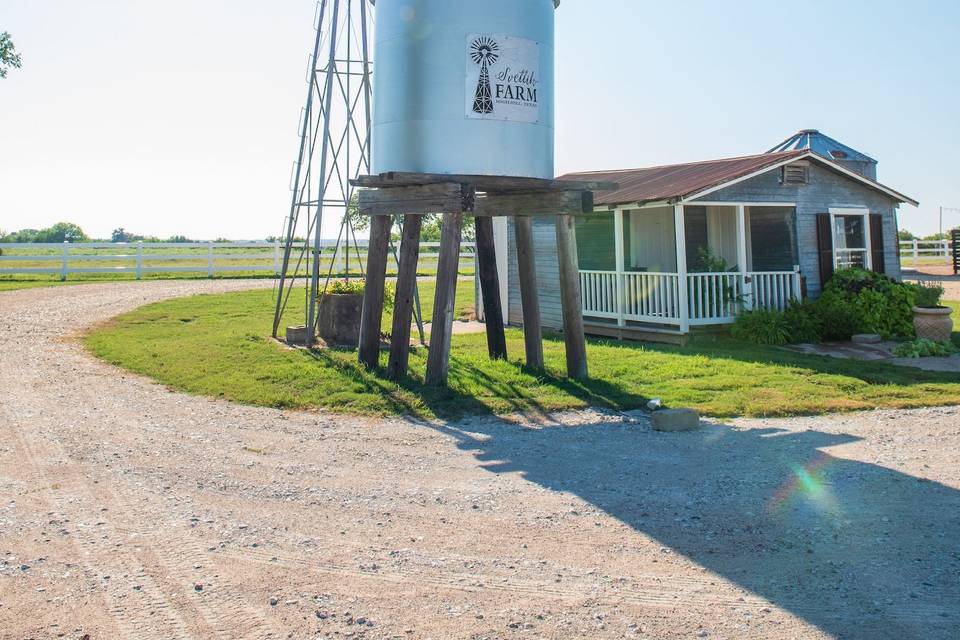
top-left (352, 171), bottom-right (617, 195)
top-left (472, 190), bottom-right (593, 217)
top-left (358, 183), bottom-right (473, 216)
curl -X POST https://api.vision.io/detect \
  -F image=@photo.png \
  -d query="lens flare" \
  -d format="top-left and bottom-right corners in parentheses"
top-left (768, 452), bottom-right (838, 514)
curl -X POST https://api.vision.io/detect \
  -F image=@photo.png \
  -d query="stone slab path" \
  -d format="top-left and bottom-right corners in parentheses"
top-left (789, 340), bottom-right (960, 372)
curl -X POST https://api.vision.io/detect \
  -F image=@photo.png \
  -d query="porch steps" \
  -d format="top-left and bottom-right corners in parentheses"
top-left (583, 321), bottom-right (688, 346)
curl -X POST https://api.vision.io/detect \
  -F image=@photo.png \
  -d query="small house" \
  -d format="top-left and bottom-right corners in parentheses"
top-left (493, 130), bottom-right (918, 342)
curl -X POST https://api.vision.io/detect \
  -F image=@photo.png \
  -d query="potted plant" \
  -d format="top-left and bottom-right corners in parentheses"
top-left (911, 282), bottom-right (952, 342)
top-left (317, 279), bottom-right (366, 346)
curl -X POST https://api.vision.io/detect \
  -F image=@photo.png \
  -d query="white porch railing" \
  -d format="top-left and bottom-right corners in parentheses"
top-left (580, 271), bottom-right (683, 325)
top-left (623, 272), bottom-right (682, 323)
top-left (579, 270), bottom-right (619, 319)
top-left (687, 273), bottom-right (743, 325)
top-left (750, 270), bottom-right (801, 312)
top-left (580, 268), bottom-right (802, 330)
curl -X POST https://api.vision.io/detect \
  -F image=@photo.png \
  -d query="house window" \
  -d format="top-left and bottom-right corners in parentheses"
top-left (781, 163), bottom-right (809, 185)
top-left (830, 209), bottom-right (871, 269)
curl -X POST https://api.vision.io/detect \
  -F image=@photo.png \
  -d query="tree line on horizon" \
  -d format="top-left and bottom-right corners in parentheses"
top-left (898, 229), bottom-right (952, 242)
top-left (1, 219), bottom-right (473, 245)
top-left (0, 223), bottom-right (213, 244)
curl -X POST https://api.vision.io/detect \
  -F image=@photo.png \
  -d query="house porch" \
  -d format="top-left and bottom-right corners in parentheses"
top-left (576, 203), bottom-right (801, 332)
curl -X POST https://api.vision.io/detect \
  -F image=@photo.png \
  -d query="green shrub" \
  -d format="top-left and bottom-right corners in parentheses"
top-left (732, 268), bottom-right (918, 344)
top-left (783, 301), bottom-right (821, 343)
top-left (815, 267), bottom-right (916, 339)
top-left (731, 308), bottom-right (790, 345)
top-left (811, 290), bottom-right (865, 341)
top-left (911, 282), bottom-right (945, 309)
top-left (892, 338), bottom-right (958, 358)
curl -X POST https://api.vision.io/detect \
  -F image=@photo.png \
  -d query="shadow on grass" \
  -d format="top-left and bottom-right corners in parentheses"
top-left (300, 340), bottom-right (650, 423)
top-left (422, 414), bottom-right (960, 638)
top-left (641, 334), bottom-right (960, 387)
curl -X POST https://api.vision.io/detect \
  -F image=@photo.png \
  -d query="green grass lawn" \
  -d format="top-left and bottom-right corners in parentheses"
top-left (83, 285), bottom-right (960, 420)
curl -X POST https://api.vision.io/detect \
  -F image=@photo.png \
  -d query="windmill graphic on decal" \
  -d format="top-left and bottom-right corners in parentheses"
top-left (470, 36), bottom-right (500, 114)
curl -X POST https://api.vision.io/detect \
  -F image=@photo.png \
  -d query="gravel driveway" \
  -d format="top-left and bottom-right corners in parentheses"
top-left (1, 281), bottom-right (958, 639)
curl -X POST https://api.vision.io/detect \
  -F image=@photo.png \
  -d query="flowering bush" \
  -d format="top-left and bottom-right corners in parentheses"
top-left (328, 279), bottom-right (366, 295)
top-left (323, 279), bottom-right (394, 309)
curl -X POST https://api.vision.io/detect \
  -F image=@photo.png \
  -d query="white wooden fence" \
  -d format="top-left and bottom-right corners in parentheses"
top-left (0, 240), bottom-right (476, 280)
top-left (899, 239), bottom-right (951, 265)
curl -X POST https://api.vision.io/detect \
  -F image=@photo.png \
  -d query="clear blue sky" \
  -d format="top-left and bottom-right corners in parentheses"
top-left (1, 0), bottom-right (958, 239)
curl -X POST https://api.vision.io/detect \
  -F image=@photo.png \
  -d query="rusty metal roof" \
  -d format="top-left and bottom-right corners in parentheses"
top-left (558, 150), bottom-right (807, 206)
top-left (558, 149), bottom-right (918, 207)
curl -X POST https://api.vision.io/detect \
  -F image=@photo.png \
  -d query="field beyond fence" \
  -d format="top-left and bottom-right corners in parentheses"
top-left (0, 240), bottom-right (477, 282)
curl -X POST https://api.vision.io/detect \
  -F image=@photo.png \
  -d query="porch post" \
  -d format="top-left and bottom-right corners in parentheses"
top-left (736, 204), bottom-right (752, 310)
top-left (674, 204), bottom-right (689, 333)
top-left (613, 208), bottom-right (625, 327)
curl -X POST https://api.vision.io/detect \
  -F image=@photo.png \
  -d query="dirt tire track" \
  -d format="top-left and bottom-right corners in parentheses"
top-left (1, 281), bottom-right (958, 640)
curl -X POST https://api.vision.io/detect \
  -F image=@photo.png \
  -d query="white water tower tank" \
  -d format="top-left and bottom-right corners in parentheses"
top-left (371, 0), bottom-right (558, 179)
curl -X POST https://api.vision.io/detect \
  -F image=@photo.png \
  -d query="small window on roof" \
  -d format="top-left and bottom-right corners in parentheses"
top-left (781, 163), bottom-right (809, 186)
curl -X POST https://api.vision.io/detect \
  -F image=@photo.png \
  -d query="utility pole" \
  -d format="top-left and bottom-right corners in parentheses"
top-left (941, 206), bottom-right (960, 238)
top-left (939, 206), bottom-right (960, 264)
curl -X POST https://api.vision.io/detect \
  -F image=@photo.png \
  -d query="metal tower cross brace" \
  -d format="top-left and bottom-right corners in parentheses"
top-left (272, 0), bottom-right (424, 347)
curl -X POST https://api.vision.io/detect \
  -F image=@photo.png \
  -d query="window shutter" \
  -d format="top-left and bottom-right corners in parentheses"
top-left (870, 213), bottom-right (886, 275)
top-left (816, 213), bottom-right (834, 288)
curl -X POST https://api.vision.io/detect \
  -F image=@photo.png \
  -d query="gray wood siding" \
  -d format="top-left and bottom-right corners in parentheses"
top-left (692, 162), bottom-right (902, 298)
top-left (507, 216), bottom-right (565, 330)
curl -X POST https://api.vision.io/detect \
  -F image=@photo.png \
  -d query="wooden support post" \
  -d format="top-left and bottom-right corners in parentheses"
top-left (555, 214), bottom-right (588, 380)
top-left (387, 215), bottom-right (424, 380)
top-left (424, 212), bottom-right (464, 386)
top-left (474, 217), bottom-right (507, 360)
top-left (514, 216), bottom-right (544, 370)
top-left (358, 214), bottom-right (392, 369)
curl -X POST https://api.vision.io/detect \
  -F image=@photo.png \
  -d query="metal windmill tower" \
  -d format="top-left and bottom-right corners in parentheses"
top-left (272, 0), bottom-right (379, 346)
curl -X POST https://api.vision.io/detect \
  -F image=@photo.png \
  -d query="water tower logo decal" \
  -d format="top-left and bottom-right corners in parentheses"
top-left (465, 33), bottom-right (540, 124)
top-left (470, 37), bottom-right (500, 114)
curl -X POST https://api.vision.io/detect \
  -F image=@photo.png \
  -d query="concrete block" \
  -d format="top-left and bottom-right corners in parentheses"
top-left (285, 325), bottom-right (312, 345)
top-left (651, 408), bottom-right (701, 433)
top-left (852, 333), bottom-right (882, 344)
